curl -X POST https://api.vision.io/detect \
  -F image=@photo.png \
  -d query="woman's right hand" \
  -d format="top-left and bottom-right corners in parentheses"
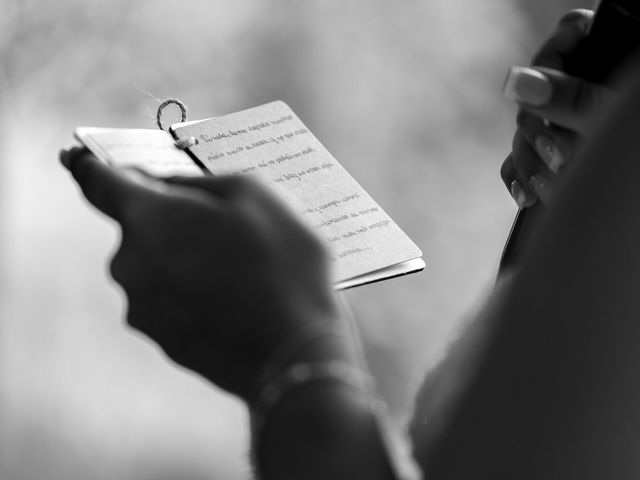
top-left (61, 147), bottom-right (353, 401)
top-left (501, 9), bottom-right (616, 208)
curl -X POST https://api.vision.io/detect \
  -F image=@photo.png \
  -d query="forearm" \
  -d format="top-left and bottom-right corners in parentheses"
top-left (254, 381), bottom-right (403, 480)
top-left (421, 72), bottom-right (640, 478)
top-left (249, 318), bottom-right (418, 480)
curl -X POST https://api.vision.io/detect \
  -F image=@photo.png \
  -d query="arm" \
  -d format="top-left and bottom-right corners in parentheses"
top-left (61, 150), bottom-right (415, 479)
top-left (255, 373), bottom-right (403, 480)
top-left (413, 52), bottom-right (640, 480)
top-left (412, 10), bottom-right (640, 477)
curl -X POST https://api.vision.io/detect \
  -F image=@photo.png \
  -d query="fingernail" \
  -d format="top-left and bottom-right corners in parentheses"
top-left (529, 174), bottom-right (552, 204)
top-left (534, 136), bottom-right (564, 173)
top-left (503, 67), bottom-right (553, 107)
top-left (510, 180), bottom-right (527, 208)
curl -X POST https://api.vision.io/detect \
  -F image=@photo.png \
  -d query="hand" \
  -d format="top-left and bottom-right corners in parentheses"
top-left (61, 147), bottom-right (351, 400)
top-left (501, 9), bottom-right (616, 207)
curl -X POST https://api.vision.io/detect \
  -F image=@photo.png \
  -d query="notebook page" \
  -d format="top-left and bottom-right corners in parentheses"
top-left (74, 128), bottom-right (202, 177)
top-left (172, 101), bottom-right (422, 283)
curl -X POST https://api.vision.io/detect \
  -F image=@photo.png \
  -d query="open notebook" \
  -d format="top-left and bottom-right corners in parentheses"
top-left (75, 101), bottom-right (424, 289)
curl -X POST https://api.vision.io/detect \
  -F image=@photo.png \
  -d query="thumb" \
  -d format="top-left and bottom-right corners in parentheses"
top-left (61, 147), bottom-right (162, 223)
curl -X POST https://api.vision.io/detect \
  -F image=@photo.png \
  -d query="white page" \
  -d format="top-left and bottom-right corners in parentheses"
top-left (74, 128), bottom-right (202, 177)
top-left (172, 101), bottom-right (422, 283)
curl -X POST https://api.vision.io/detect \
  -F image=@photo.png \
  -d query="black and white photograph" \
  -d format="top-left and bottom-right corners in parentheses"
top-left (2, 0), bottom-right (639, 478)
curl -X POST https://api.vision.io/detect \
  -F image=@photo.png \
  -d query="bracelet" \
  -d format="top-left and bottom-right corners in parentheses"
top-left (251, 360), bottom-right (374, 433)
top-left (249, 360), bottom-right (423, 480)
top-left (250, 360), bottom-right (374, 479)
top-left (252, 321), bottom-right (348, 396)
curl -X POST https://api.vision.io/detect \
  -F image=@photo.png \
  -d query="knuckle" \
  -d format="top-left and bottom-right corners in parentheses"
top-left (534, 10), bottom-right (593, 68)
top-left (239, 176), bottom-right (265, 195)
top-left (109, 243), bottom-right (140, 288)
top-left (500, 155), bottom-right (515, 183)
top-left (222, 175), bottom-right (260, 198)
top-left (227, 174), bottom-right (255, 189)
top-left (109, 251), bottom-right (131, 286)
top-left (558, 9), bottom-right (593, 31)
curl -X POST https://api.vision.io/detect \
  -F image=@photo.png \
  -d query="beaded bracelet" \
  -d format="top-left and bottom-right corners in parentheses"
top-left (253, 321), bottom-right (347, 393)
top-left (249, 360), bottom-right (422, 480)
top-left (251, 360), bottom-right (374, 432)
top-left (250, 360), bottom-right (375, 479)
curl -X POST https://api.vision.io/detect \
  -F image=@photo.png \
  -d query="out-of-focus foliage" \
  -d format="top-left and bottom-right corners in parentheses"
top-left (0, 0), bottom-right (589, 478)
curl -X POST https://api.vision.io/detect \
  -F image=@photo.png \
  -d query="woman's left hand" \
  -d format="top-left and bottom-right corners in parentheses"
top-left (501, 9), bottom-right (616, 207)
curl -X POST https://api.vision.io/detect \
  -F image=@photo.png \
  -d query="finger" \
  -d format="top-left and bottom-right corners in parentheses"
top-left (110, 246), bottom-right (137, 289)
top-left (165, 174), bottom-right (300, 228)
top-left (511, 131), bottom-right (555, 205)
top-left (60, 146), bottom-right (87, 169)
top-left (164, 174), bottom-right (247, 199)
top-left (62, 147), bottom-right (160, 223)
top-left (500, 154), bottom-right (536, 209)
top-left (516, 110), bottom-right (576, 173)
top-left (165, 174), bottom-right (275, 205)
top-left (531, 9), bottom-right (593, 69)
top-left (504, 66), bottom-right (613, 133)
top-left (529, 172), bottom-right (554, 205)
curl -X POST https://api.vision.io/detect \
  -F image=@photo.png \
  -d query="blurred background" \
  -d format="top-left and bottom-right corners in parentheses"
top-left (0, 0), bottom-right (588, 478)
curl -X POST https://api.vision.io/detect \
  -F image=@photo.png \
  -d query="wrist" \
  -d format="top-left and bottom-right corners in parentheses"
top-left (256, 314), bottom-right (362, 385)
top-left (251, 363), bottom-right (383, 480)
top-left (249, 362), bottom-right (420, 480)
top-left (275, 324), bottom-right (361, 370)
top-left (255, 380), bottom-right (376, 479)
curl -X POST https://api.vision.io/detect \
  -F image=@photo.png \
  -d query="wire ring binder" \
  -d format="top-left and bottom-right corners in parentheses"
top-left (156, 98), bottom-right (189, 131)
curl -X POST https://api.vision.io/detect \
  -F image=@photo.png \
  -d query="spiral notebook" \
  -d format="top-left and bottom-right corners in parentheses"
top-left (75, 101), bottom-right (424, 289)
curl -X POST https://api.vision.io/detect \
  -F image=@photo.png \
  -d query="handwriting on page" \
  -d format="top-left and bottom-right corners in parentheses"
top-left (172, 101), bottom-right (421, 282)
